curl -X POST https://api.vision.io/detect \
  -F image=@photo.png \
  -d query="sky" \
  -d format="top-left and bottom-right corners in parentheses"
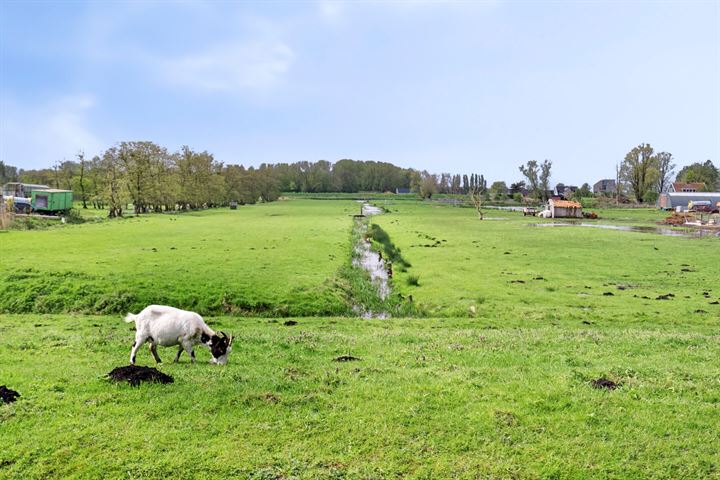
top-left (1, 0), bottom-right (718, 185)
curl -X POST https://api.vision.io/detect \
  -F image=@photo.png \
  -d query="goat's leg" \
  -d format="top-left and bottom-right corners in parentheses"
top-left (129, 335), bottom-right (145, 365)
top-left (174, 346), bottom-right (184, 363)
top-left (149, 343), bottom-right (162, 364)
top-left (181, 341), bottom-right (196, 364)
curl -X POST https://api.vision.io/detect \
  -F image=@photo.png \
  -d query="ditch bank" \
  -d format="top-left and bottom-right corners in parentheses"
top-left (352, 204), bottom-right (391, 318)
top-left (340, 203), bottom-right (417, 318)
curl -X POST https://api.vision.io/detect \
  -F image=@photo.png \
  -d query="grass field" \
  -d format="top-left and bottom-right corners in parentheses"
top-left (1, 199), bottom-right (358, 316)
top-left (1, 314), bottom-right (719, 479)
top-left (1, 199), bottom-right (719, 478)
top-left (371, 202), bottom-right (720, 318)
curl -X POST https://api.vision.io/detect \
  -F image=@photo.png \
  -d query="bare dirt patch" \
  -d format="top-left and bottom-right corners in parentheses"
top-left (333, 355), bottom-right (361, 362)
top-left (107, 365), bottom-right (174, 387)
top-left (591, 378), bottom-right (619, 390)
top-left (0, 385), bottom-right (21, 404)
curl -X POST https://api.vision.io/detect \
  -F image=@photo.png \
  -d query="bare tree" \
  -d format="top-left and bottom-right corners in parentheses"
top-left (655, 152), bottom-right (675, 194)
top-left (469, 184), bottom-right (484, 220)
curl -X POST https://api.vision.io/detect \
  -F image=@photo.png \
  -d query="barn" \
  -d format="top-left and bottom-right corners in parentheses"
top-left (658, 192), bottom-right (720, 211)
top-left (548, 199), bottom-right (583, 218)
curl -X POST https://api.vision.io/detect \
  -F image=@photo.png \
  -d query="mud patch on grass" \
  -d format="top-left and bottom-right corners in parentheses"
top-left (107, 365), bottom-right (174, 387)
top-left (0, 386), bottom-right (21, 404)
top-left (334, 355), bottom-right (361, 362)
top-left (591, 378), bottom-right (619, 390)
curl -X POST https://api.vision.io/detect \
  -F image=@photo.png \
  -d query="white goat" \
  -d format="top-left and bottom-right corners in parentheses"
top-left (537, 210), bottom-right (552, 218)
top-left (124, 305), bottom-right (233, 365)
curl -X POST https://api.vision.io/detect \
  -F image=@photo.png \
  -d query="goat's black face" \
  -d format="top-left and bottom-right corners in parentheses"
top-left (209, 331), bottom-right (233, 365)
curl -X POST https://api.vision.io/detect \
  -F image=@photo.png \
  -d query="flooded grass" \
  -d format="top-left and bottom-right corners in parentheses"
top-left (527, 222), bottom-right (714, 237)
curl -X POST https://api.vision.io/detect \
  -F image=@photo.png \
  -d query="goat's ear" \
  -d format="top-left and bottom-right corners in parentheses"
top-left (229, 333), bottom-right (234, 346)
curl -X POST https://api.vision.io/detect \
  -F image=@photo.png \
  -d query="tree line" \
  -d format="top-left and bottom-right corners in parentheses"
top-left (1, 142), bottom-right (487, 215)
top-left (2, 141), bottom-right (715, 214)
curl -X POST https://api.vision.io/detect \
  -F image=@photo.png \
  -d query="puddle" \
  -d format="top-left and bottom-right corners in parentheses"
top-left (528, 222), bottom-right (714, 237)
top-left (361, 204), bottom-right (383, 216)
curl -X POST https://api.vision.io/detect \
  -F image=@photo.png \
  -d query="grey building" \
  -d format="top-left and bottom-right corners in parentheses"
top-left (593, 179), bottom-right (616, 195)
top-left (658, 192), bottom-right (720, 210)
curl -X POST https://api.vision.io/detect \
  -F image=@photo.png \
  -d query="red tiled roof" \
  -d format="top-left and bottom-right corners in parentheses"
top-left (672, 182), bottom-right (705, 191)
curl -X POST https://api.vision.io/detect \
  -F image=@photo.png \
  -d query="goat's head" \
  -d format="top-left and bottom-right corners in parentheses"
top-left (209, 331), bottom-right (233, 365)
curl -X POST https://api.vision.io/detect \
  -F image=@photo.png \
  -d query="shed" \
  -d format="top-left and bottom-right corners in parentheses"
top-left (548, 199), bottom-right (582, 218)
top-left (658, 192), bottom-right (720, 211)
top-left (31, 189), bottom-right (73, 212)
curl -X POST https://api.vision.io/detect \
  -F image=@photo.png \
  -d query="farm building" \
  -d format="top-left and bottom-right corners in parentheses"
top-left (31, 189), bottom-right (73, 212)
top-left (2, 182), bottom-right (51, 213)
top-left (671, 182), bottom-right (706, 193)
top-left (658, 192), bottom-right (720, 211)
top-left (547, 199), bottom-right (583, 218)
top-left (593, 179), bottom-right (616, 195)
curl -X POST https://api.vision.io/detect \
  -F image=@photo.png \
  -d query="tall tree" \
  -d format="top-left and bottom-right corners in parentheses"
top-left (620, 143), bottom-right (658, 203)
top-left (419, 172), bottom-right (438, 199)
top-left (519, 160), bottom-right (550, 201)
top-left (509, 181), bottom-right (526, 195)
top-left (676, 160), bottom-right (718, 191)
top-left (655, 152), bottom-right (675, 193)
top-left (0, 161), bottom-right (19, 184)
top-left (489, 181), bottom-right (508, 199)
top-left (614, 163), bottom-right (623, 205)
top-left (538, 160), bottom-right (552, 201)
top-left (101, 147), bottom-right (125, 218)
top-left (76, 151), bottom-right (88, 208)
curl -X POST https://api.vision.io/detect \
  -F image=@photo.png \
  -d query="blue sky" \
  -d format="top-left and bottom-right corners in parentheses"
top-left (1, 1), bottom-right (718, 185)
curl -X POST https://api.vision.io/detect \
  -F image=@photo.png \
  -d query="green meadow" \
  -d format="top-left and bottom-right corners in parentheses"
top-left (372, 202), bottom-right (720, 319)
top-left (1, 198), bottom-right (719, 479)
top-left (0, 200), bottom-right (358, 316)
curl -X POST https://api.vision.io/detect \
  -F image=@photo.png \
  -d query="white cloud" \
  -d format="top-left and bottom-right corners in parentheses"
top-left (0, 95), bottom-right (103, 169)
top-left (318, 1), bottom-right (345, 25)
top-left (157, 40), bottom-right (295, 93)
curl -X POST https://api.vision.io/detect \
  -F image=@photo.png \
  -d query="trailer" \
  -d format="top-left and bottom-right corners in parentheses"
top-left (31, 189), bottom-right (73, 213)
top-left (2, 182), bottom-right (50, 213)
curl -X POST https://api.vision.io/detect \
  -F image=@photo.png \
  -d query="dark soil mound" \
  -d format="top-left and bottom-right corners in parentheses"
top-left (283, 320), bottom-right (298, 326)
top-left (108, 365), bottom-right (174, 387)
top-left (334, 355), bottom-right (361, 362)
top-left (0, 386), bottom-right (21, 404)
top-left (591, 378), bottom-right (618, 390)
